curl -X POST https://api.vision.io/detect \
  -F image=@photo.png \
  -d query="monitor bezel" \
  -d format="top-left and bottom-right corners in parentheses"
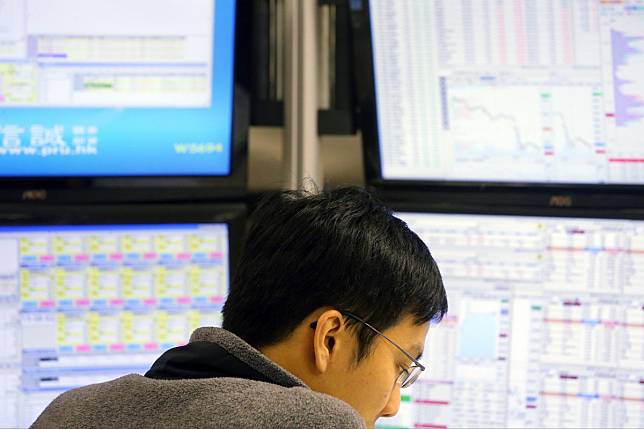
top-left (0, 0), bottom-right (250, 204)
top-left (388, 199), bottom-right (644, 223)
top-left (351, 0), bottom-right (644, 208)
top-left (0, 202), bottom-right (247, 282)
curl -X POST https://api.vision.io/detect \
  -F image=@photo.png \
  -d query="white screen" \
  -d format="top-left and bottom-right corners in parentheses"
top-left (0, 0), bottom-right (214, 107)
top-left (377, 212), bottom-right (644, 429)
top-left (371, 0), bottom-right (644, 184)
top-left (0, 223), bottom-right (229, 427)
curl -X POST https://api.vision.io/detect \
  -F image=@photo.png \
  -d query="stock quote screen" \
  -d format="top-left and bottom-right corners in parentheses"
top-left (376, 212), bottom-right (644, 429)
top-left (370, 0), bottom-right (644, 185)
top-left (0, 223), bottom-right (230, 427)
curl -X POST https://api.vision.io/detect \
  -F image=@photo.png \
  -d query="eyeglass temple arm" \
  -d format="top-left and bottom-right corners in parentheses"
top-left (309, 311), bottom-right (426, 371)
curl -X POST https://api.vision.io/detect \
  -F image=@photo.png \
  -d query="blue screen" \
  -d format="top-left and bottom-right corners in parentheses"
top-left (0, 0), bottom-right (236, 177)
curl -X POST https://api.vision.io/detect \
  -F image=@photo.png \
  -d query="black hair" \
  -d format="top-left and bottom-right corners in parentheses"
top-left (222, 187), bottom-right (447, 362)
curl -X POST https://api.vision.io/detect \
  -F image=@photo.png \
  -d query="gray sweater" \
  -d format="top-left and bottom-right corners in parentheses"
top-left (31, 327), bottom-right (366, 429)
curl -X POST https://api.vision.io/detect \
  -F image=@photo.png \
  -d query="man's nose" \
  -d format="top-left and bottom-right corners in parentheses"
top-left (380, 384), bottom-right (401, 418)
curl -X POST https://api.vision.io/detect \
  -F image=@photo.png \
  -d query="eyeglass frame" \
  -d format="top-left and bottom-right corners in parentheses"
top-left (309, 310), bottom-right (425, 388)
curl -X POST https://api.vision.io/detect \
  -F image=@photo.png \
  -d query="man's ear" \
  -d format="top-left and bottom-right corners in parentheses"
top-left (311, 310), bottom-right (345, 373)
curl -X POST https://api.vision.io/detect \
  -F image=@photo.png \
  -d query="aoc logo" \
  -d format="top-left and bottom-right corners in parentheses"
top-left (549, 195), bottom-right (573, 207)
top-left (21, 189), bottom-right (48, 201)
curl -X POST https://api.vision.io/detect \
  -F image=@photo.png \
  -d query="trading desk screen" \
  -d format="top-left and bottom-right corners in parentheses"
top-left (369, 0), bottom-right (644, 185)
top-left (0, 223), bottom-right (230, 427)
top-left (0, 0), bottom-right (235, 176)
top-left (377, 212), bottom-right (644, 429)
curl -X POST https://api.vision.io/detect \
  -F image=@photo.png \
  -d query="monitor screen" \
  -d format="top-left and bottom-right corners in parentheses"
top-left (368, 0), bottom-right (644, 185)
top-left (0, 0), bottom-right (236, 177)
top-left (377, 211), bottom-right (644, 429)
top-left (0, 222), bottom-right (230, 427)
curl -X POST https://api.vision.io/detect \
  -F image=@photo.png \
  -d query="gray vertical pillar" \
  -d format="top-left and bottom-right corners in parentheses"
top-left (283, 0), bottom-right (322, 191)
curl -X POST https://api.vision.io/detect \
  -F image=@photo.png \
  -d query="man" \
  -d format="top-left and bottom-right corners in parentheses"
top-left (33, 187), bottom-right (447, 429)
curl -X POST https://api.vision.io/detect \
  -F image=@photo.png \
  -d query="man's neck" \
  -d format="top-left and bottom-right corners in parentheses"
top-left (259, 334), bottom-right (315, 387)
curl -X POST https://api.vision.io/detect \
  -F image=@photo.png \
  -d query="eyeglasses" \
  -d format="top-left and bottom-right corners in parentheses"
top-left (309, 310), bottom-right (425, 388)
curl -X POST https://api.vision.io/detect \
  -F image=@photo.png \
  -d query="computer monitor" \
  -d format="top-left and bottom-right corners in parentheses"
top-left (355, 0), bottom-right (644, 190)
top-left (0, 204), bottom-right (244, 427)
top-left (0, 0), bottom-right (248, 202)
top-left (376, 210), bottom-right (644, 429)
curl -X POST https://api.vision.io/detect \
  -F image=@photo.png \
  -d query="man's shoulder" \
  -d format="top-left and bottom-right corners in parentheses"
top-left (32, 374), bottom-right (366, 429)
top-left (202, 376), bottom-right (367, 428)
top-left (242, 380), bottom-right (366, 428)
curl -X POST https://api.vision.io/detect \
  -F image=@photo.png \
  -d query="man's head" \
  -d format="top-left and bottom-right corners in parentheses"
top-left (222, 187), bottom-right (447, 427)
